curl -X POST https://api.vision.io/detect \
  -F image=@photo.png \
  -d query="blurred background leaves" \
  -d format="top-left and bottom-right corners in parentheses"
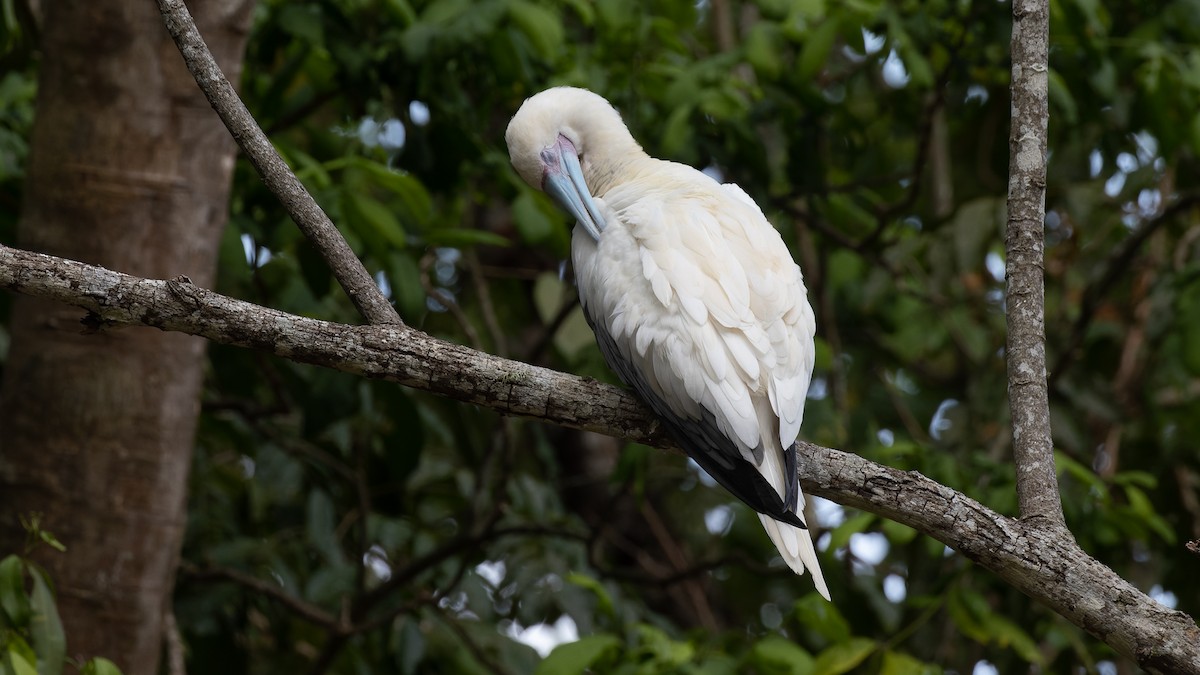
top-left (2, 0), bottom-right (1198, 672)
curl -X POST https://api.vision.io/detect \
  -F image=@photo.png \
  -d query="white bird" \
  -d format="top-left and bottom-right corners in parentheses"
top-left (506, 87), bottom-right (829, 600)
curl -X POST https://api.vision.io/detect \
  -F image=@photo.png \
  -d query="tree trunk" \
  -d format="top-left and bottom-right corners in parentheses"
top-left (0, 0), bottom-right (253, 671)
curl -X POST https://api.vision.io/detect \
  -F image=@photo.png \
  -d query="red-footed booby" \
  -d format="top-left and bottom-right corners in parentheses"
top-left (506, 87), bottom-right (829, 600)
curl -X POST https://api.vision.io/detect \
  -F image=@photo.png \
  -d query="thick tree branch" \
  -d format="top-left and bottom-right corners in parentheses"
top-left (155, 0), bottom-right (400, 327)
top-left (0, 244), bottom-right (1197, 673)
top-left (1005, 0), bottom-right (1064, 527)
top-left (0, 245), bottom-right (666, 448)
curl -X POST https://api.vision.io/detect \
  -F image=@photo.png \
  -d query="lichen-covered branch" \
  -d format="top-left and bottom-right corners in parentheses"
top-left (1, 243), bottom-right (1197, 673)
top-left (1005, 0), bottom-right (1064, 526)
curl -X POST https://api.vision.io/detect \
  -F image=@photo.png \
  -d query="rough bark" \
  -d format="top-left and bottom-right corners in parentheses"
top-left (1, 244), bottom-right (1197, 674)
top-left (0, 1), bottom-right (253, 671)
top-left (1006, 0), bottom-right (1064, 526)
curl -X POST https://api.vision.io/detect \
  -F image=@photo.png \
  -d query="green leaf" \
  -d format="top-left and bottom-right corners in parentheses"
top-left (880, 519), bottom-right (918, 545)
top-left (880, 650), bottom-right (940, 675)
top-left (797, 19), bottom-right (839, 81)
top-left (344, 193), bottom-right (408, 249)
top-left (822, 194), bottom-right (876, 237)
top-left (1124, 485), bottom-right (1154, 517)
top-left (635, 624), bottom-right (694, 665)
top-left (825, 511), bottom-right (874, 553)
top-left (1111, 471), bottom-right (1156, 489)
top-left (560, 0), bottom-right (595, 24)
top-left (423, 228), bottom-right (510, 248)
top-left (946, 587), bottom-right (989, 643)
top-left (1190, 111), bottom-right (1200, 157)
top-left (749, 635), bottom-right (814, 675)
top-left (512, 190), bottom-right (558, 245)
top-left (1121, 485), bottom-right (1176, 543)
top-left (536, 634), bottom-right (621, 675)
top-left (812, 639), bottom-right (875, 675)
top-left (79, 658), bottom-right (123, 675)
top-left (660, 104), bottom-right (694, 159)
top-left (383, 0), bottom-right (418, 25)
top-left (565, 573), bottom-right (615, 617)
top-left (745, 24), bottom-right (783, 80)
top-left (1047, 68), bottom-right (1078, 124)
top-left (0, 555), bottom-right (30, 628)
top-left (33, 532), bottom-right (63, 555)
top-left (1055, 452), bottom-right (1106, 496)
top-left (282, 145), bottom-right (333, 191)
top-left (509, 1), bottom-right (564, 61)
top-left (794, 594), bottom-right (851, 643)
top-left (2, 636), bottom-right (36, 675)
top-left (395, 617), bottom-right (425, 675)
top-left (976, 612), bottom-right (1042, 664)
top-left (3, 646), bottom-right (38, 675)
top-left (698, 88), bottom-right (746, 121)
top-left (29, 568), bottom-right (65, 675)
top-left (898, 45), bottom-right (933, 88)
top-left (306, 490), bottom-right (345, 566)
top-left (354, 159), bottom-right (434, 229)
top-left (949, 197), bottom-right (1005, 273)
top-left (388, 251), bottom-right (426, 319)
top-left (277, 4), bottom-right (324, 45)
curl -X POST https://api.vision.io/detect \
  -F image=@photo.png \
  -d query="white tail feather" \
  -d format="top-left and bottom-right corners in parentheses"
top-left (758, 512), bottom-right (830, 601)
top-left (753, 402), bottom-right (830, 600)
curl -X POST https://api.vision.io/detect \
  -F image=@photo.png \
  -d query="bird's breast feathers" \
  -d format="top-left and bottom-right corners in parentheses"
top-left (572, 164), bottom-right (816, 459)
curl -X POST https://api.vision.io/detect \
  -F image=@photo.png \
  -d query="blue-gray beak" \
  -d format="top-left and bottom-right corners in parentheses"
top-left (541, 135), bottom-right (606, 242)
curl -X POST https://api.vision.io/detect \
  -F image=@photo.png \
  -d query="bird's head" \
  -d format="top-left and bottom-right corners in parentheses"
top-left (505, 87), bottom-right (644, 241)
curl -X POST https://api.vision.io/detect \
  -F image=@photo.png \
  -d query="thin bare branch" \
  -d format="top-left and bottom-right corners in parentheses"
top-left (420, 249), bottom-right (483, 349)
top-left (154, 0), bottom-right (400, 326)
top-left (179, 562), bottom-right (342, 631)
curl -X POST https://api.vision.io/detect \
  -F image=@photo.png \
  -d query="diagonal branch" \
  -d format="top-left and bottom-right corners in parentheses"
top-left (1004, 0), bottom-right (1064, 527)
top-left (178, 561), bottom-right (342, 631)
top-left (0, 243), bottom-right (1197, 673)
top-left (155, 0), bottom-right (400, 327)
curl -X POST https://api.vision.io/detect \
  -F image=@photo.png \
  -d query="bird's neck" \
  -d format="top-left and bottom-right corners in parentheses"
top-left (584, 145), bottom-right (652, 198)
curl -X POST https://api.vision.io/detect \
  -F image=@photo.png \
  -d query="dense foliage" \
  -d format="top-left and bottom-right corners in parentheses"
top-left (3, 0), bottom-right (1199, 673)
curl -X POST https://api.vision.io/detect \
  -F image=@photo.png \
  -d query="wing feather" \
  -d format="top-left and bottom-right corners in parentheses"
top-left (569, 165), bottom-right (825, 596)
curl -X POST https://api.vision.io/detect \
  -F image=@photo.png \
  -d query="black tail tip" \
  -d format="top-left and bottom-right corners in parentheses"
top-left (768, 508), bottom-right (807, 530)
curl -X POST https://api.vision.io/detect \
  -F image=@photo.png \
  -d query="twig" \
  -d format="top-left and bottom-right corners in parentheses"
top-left (639, 501), bottom-right (719, 631)
top-left (465, 249), bottom-right (509, 358)
top-left (1004, 0), bottom-right (1064, 527)
top-left (420, 249), bottom-right (483, 349)
top-left (178, 561), bottom-right (343, 631)
top-left (432, 605), bottom-right (512, 675)
top-left (154, 0), bottom-right (400, 326)
top-left (878, 368), bottom-right (932, 445)
top-left (215, 404), bottom-right (357, 482)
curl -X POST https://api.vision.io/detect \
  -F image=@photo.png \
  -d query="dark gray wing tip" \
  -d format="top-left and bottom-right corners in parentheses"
top-left (585, 305), bottom-right (807, 530)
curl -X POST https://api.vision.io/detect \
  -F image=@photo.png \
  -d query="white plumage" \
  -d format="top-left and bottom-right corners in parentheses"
top-left (506, 87), bottom-right (829, 600)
